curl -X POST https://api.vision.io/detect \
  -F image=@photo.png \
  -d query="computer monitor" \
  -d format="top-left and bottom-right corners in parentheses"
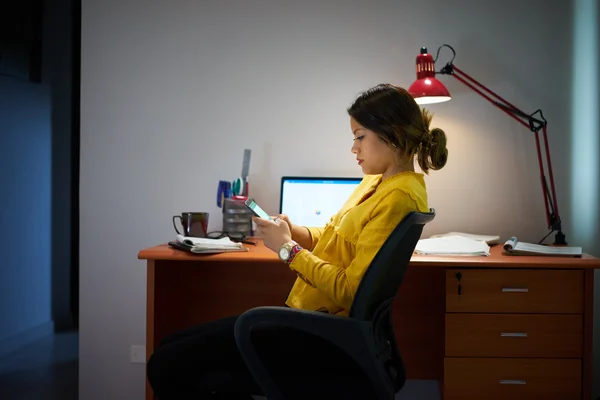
top-left (279, 176), bottom-right (363, 227)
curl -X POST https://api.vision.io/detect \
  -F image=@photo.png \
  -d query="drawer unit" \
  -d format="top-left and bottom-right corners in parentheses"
top-left (444, 268), bottom-right (585, 399)
top-left (445, 313), bottom-right (583, 358)
top-left (444, 357), bottom-right (582, 400)
top-left (446, 269), bottom-right (584, 313)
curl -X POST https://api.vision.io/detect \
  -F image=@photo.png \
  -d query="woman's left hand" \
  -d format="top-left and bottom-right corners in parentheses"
top-left (252, 216), bottom-right (292, 253)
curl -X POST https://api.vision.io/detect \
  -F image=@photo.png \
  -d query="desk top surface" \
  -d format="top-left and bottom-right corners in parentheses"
top-left (138, 239), bottom-right (600, 269)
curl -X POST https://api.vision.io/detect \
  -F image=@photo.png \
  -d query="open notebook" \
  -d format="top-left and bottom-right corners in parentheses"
top-left (503, 237), bottom-right (582, 257)
top-left (170, 235), bottom-right (248, 254)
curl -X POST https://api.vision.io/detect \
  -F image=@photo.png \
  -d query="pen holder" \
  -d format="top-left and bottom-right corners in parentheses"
top-left (222, 198), bottom-right (253, 237)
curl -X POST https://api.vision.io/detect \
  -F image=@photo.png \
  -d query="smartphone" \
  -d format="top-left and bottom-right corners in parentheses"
top-left (244, 198), bottom-right (274, 221)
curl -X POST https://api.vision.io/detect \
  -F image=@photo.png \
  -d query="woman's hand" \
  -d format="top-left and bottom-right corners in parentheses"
top-left (273, 214), bottom-right (313, 250)
top-left (275, 214), bottom-right (293, 231)
top-left (253, 216), bottom-right (293, 253)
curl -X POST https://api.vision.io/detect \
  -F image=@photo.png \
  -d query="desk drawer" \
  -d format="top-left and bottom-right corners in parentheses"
top-left (444, 357), bottom-right (581, 400)
top-left (446, 269), bottom-right (583, 313)
top-left (445, 314), bottom-right (583, 358)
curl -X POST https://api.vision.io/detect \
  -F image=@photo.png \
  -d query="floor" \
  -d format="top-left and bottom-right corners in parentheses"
top-left (394, 380), bottom-right (440, 400)
top-left (251, 380), bottom-right (440, 399)
top-left (0, 331), bottom-right (78, 400)
top-left (0, 331), bottom-right (439, 400)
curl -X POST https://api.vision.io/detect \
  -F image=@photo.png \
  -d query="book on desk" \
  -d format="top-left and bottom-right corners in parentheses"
top-left (168, 235), bottom-right (249, 254)
top-left (503, 236), bottom-right (582, 257)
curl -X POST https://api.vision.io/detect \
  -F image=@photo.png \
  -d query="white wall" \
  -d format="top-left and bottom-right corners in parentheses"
top-left (81, 1), bottom-right (596, 399)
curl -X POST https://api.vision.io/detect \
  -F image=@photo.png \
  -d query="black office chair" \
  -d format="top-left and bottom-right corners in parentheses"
top-left (234, 208), bottom-right (436, 400)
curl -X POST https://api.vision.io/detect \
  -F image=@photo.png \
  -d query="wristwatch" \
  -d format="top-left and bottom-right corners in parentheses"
top-left (278, 240), bottom-right (302, 264)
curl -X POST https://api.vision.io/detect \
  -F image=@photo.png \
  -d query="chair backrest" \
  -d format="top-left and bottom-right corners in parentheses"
top-left (349, 208), bottom-right (435, 320)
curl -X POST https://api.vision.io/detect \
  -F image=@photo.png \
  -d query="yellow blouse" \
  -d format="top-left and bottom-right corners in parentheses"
top-left (285, 171), bottom-right (429, 316)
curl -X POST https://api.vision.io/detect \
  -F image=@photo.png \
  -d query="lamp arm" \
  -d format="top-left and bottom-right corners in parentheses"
top-left (439, 63), bottom-right (565, 245)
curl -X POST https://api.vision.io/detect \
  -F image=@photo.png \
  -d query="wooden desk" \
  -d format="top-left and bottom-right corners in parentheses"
top-left (138, 241), bottom-right (600, 400)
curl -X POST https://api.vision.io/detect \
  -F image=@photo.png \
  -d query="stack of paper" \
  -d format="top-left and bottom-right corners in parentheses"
top-left (429, 232), bottom-right (501, 245)
top-left (176, 235), bottom-right (247, 254)
top-left (415, 235), bottom-right (490, 256)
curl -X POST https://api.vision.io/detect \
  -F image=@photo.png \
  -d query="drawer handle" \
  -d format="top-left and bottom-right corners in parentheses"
top-left (501, 332), bottom-right (527, 337)
top-left (502, 287), bottom-right (529, 293)
top-left (500, 380), bottom-right (527, 385)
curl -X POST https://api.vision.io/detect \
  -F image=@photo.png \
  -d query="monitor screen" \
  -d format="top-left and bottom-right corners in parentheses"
top-left (279, 176), bottom-right (363, 227)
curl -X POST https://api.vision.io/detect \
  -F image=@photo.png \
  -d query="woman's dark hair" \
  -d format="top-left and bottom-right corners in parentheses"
top-left (347, 83), bottom-right (448, 174)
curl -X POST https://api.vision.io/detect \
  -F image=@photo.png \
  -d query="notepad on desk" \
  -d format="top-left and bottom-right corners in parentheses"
top-left (503, 236), bottom-right (582, 257)
top-left (415, 235), bottom-right (491, 256)
top-left (171, 234), bottom-right (248, 254)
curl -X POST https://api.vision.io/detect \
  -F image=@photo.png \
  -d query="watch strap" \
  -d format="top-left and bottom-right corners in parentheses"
top-left (286, 242), bottom-right (302, 264)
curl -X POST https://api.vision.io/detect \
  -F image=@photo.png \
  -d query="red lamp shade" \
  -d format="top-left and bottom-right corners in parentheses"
top-left (408, 47), bottom-right (451, 105)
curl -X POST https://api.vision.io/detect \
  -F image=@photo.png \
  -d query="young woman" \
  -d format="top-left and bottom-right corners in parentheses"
top-left (147, 83), bottom-right (448, 400)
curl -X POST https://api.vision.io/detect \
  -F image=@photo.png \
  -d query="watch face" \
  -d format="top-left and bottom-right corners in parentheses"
top-left (279, 247), bottom-right (290, 260)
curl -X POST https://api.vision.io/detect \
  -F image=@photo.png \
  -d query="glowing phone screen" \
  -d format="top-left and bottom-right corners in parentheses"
top-left (246, 199), bottom-right (272, 221)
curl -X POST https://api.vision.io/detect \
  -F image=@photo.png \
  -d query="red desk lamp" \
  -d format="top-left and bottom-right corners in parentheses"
top-left (408, 44), bottom-right (566, 245)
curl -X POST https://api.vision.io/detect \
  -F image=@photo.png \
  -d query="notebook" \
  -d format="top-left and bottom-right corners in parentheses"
top-left (170, 235), bottom-right (248, 254)
top-left (503, 237), bottom-right (582, 257)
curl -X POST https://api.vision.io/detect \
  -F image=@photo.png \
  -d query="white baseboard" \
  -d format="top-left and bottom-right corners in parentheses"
top-left (0, 321), bottom-right (55, 359)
